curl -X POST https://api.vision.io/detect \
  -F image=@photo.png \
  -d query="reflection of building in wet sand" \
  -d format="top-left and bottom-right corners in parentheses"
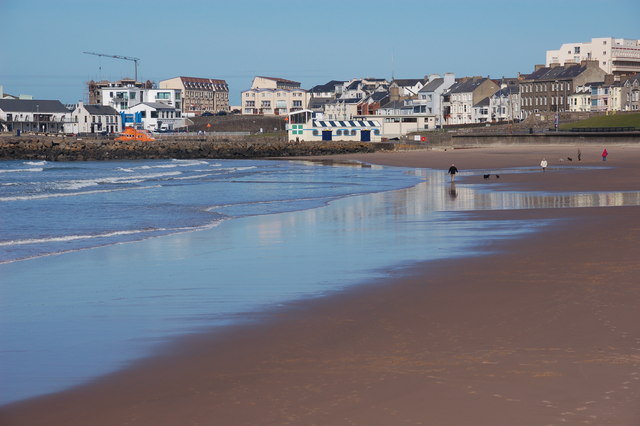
top-left (252, 168), bottom-right (640, 246)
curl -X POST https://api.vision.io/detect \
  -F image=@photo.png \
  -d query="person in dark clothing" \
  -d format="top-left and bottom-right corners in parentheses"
top-left (448, 164), bottom-right (458, 182)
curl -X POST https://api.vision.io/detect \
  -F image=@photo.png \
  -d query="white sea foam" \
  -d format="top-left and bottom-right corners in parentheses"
top-left (24, 161), bottom-right (47, 166)
top-left (0, 185), bottom-right (160, 202)
top-left (52, 171), bottom-right (182, 190)
top-left (0, 167), bottom-right (43, 173)
top-left (0, 229), bottom-right (158, 247)
top-left (0, 218), bottom-right (225, 264)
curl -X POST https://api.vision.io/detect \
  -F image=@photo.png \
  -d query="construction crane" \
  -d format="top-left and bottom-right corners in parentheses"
top-left (83, 51), bottom-right (141, 82)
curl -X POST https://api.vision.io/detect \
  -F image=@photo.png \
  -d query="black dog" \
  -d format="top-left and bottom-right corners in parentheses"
top-left (495, 175), bottom-right (500, 179)
top-left (483, 174), bottom-right (490, 179)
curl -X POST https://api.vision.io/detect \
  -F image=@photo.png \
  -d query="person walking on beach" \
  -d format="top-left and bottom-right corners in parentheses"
top-left (602, 148), bottom-right (608, 161)
top-left (540, 158), bottom-right (548, 172)
top-left (448, 164), bottom-right (458, 182)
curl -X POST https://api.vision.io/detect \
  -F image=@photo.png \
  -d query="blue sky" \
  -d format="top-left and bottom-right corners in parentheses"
top-left (1, 0), bottom-right (638, 105)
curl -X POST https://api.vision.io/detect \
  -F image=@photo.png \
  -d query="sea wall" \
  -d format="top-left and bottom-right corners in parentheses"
top-left (0, 136), bottom-right (402, 161)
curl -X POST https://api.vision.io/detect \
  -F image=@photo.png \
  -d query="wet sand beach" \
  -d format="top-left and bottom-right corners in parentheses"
top-left (2, 144), bottom-right (640, 425)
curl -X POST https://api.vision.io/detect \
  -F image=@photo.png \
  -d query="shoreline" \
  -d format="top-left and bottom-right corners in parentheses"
top-left (2, 144), bottom-right (640, 425)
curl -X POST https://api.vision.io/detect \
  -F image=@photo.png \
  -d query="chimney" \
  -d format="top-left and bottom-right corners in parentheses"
top-left (549, 62), bottom-right (562, 68)
top-left (534, 64), bottom-right (545, 71)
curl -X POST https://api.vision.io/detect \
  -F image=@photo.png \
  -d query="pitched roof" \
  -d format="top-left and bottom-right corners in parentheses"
top-left (419, 78), bottom-right (444, 92)
top-left (525, 64), bottom-right (587, 81)
top-left (392, 79), bottom-right (424, 86)
top-left (448, 78), bottom-right (491, 94)
top-left (179, 77), bottom-right (228, 91)
top-left (83, 104), bottom-right (119, 115)
top-left (491, 86), bottom-right (519, 97)
top-left (473, 97), bottom-right (490, 107)
top-left (0, 99), bottom-right (69, 113)
top-left (380, 100), bottom-right (404, 109)
top-left (256, 76), bottom-right (300, 85)
top-left (137, 102), bottom-right (176, 110)
top-left (310, 80), bottom-right (344, 93)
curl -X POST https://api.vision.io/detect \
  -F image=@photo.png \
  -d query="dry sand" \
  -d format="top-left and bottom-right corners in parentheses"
top-left (2, 144), bottom-right (640, 425)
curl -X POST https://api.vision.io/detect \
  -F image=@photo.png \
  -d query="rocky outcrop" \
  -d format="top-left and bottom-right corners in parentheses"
top-left (0, 136), bottom-right (403, 161)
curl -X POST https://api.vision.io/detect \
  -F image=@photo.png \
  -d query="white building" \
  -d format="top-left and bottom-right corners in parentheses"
top-left (444, 77), bottom-right (500, 125)
top-left (287, 110), bottom-right (382, 142)
top-left (99, 87), bottom-right (182, 113)
top-left (546, 37), bottom-right (640, 77)
top-left (0, 99), bottom-right (71, 133)
top-left (125, 102), bottom-right (183, 132)
top-left (242, 76), bottom-right (308, 115)
top-left (569, 84), bottom-right (593, 112)
top-left (71, 102), bottom-right (121, 134)
top-left (413, 73), bottom-right (455, 126)
top-left (488, 84), bottom-right (521, 122)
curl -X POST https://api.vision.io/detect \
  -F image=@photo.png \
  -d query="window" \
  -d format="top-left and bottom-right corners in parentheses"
top-left (574, 46), bottom-right (581, 54)
top-left (151, 111), bottom-right (158, 118)
top-left (350, 130), bottom-right (356, 136)
top-left (156, 92), bottom-right (170, 100)
top-left (336, 130), bottom-right (342, 136)
top-left (312, 130), bottom-right (319, 136)
top-left (293, 100), bottom-right (302, 107)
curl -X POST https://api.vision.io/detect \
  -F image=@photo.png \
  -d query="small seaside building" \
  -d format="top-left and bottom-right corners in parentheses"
top-left (0, 99), bottom-right (71, 133)
top-left (124, 102), bottom-right (184, 132)
top-left (71, 102), bottom-right (122, 134)
top-left (287, 110), bottom-right (382, 142)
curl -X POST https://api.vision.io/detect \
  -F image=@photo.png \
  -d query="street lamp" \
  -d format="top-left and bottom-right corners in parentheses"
top-left (36, 104), bottom-right (39, 133)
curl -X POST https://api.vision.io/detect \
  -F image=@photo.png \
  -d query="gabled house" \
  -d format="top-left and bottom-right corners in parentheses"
top-left (0, 99), bottom-right (71, 133)
top-left (71, 102), bottom-right (121, 134)
top-left (413, 73), bottom-right (455, 125)
top-left (443, 77), bottom-right (500, 125)
top-left (308, 80), bottom-right (345, 114)
top-left (488, 82), bottom-right (521, 122)
top-left (616, 73), bottom-right (640, 111)
top-left (358, 91), bottom-right (389, 115)
top-left (389, 79), bottom-right (426, 101)
top-left (471, 97), bottom-right (491, 123)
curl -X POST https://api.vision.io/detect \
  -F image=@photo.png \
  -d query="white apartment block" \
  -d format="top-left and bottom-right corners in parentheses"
top-left (546, 37), bottom-right (640, 76)
top-left (99, 87), bottom-right (182, 113)
top-left (242, 76), bottom-right (308, 115)
top-left (159, 77), bottom-right (229, 116)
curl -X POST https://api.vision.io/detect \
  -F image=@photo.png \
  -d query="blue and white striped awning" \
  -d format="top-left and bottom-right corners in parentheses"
top-left (312, 120), bottom-right (380, 128)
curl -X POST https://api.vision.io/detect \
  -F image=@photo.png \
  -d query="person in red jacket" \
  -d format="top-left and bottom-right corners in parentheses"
top-left (602, 148), bottom-right (608, 161)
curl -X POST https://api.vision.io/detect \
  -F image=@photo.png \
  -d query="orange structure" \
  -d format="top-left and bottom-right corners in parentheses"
top-left (115, 127), bottom-right (156, 142)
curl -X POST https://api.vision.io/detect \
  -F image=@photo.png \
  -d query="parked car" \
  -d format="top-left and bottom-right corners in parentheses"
top-left (201, 112), bottom-right (214, 116)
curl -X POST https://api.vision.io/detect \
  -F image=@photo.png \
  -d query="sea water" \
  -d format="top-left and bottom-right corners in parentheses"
top-left (3, 159), bottom-right (640, 405)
